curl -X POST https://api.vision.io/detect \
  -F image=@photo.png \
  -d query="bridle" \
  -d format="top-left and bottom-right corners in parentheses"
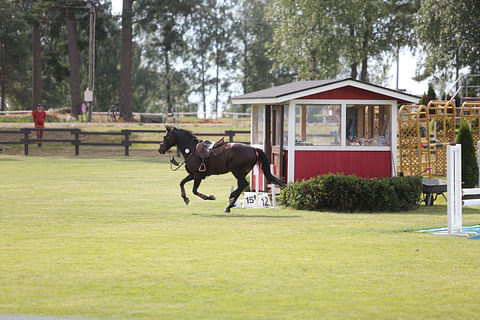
top-left (167, 137), bottom-right (197, 172)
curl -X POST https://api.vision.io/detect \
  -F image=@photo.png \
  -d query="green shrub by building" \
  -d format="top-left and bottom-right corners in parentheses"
top-left (278, 174), bottom-right (422, 212)
top-left (456, 120), bottom-right (478, 188)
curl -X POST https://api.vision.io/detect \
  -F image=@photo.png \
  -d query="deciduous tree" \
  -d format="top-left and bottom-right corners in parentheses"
top-left (415, 0), bottom-right (480, 80)
top-left (265, 0), bottom-right (419, 82)
top-left (0, 0), bottom-right (31, 110)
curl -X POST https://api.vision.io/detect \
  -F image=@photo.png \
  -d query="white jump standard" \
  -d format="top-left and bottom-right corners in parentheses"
top-left (435, 144), bottom-right (479, 237)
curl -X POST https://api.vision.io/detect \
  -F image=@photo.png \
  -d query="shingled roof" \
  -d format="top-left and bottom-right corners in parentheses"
top-left (231, 78), bottom-right (419, 104)
top-left (235, 79), bottom-right (338, 99)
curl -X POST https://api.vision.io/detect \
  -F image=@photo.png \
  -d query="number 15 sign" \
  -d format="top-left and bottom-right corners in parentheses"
top-left (243, 192), bottom-right (272, 208)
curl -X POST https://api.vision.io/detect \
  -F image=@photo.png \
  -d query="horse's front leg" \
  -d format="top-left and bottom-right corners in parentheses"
top-left (224, 173), bottom-right (249, 213)
top-left (180, 174), bottom-right (194, 205)
top-left (192, 176), bottom-right (216, 201)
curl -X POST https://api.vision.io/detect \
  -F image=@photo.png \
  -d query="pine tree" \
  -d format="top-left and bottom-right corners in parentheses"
top-left (456, 121), bottom-right (478, 188)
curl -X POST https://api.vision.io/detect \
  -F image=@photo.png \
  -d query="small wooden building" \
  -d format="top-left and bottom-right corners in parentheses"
top-left (231, 78), bottom-right (419, 183)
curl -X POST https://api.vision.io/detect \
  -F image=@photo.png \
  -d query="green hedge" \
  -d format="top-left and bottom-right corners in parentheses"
top-left (278, 174), bottom-right (422, 212)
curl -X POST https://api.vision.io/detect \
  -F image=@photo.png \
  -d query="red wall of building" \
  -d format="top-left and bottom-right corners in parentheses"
top-left (288, 150), bottom-right (391, 181)
top-left (299, 85), bottom-right (408, 103)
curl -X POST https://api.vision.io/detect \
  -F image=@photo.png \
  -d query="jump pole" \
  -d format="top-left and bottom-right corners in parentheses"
top-left (270, 164), bottom-right (276, 208)
top-left (436, 144), bottom-right (478, 237)
top-left (254, 163), bottom-right (259, 201)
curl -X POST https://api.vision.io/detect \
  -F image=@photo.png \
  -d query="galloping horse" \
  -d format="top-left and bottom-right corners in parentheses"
top-left (158, 126), bottom-right (285, 212)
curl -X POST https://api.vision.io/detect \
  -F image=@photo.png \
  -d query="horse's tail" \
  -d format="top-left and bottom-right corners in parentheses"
top-left (255, 148), bottom-right (286, 187)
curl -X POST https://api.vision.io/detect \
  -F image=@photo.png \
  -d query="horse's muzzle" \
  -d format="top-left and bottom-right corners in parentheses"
top-left (158, 144), bottom-right (166, 154)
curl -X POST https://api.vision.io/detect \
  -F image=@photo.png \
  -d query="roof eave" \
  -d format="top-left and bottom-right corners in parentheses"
top-left (231, 79), bottom-right (420, 105)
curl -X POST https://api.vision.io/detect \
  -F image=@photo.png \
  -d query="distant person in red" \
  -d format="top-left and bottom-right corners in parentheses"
top-left (32, 103), bottom-right (46, 147)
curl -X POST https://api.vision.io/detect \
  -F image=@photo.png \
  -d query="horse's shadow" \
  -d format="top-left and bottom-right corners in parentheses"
top-left (199, 213), bottom-right (301, 219)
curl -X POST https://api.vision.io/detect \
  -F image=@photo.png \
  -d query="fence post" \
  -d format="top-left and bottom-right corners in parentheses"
top-left (122, 130), bottom-right (130, 156)
top-left (225, 130), bottom-right (234, 142)
top-left (22, 128), bottom-right (29, 156)
top-left (73, 129), bottom-right (80, 156)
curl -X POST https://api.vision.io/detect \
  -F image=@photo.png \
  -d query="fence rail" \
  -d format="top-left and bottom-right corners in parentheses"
top-left (0, 128), bottom-right (250, 156)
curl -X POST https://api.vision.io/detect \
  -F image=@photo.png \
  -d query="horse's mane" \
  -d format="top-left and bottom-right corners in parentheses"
top-left (173, 127), bottom-right (197, 142)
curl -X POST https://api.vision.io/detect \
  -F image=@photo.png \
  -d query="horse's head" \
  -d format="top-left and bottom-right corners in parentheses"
top-left (158, 125), bottom-right (177, 154)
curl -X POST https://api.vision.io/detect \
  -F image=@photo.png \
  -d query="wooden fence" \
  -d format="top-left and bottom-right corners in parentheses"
top-left (0, 128), bottom-right (250, 156)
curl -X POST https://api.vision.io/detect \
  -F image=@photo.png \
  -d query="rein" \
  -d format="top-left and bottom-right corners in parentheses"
top-left (168, 138), bottom-right (197, 172)
top-left (169, 154), bottom-right (186, 171)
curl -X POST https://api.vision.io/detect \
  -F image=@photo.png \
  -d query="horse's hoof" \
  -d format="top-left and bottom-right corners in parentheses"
top-left (224, 207), bottom-right (231, 213)
top-left (208, 195), bottom-right (216, 200)
top-left (183, 197), bottom-right (190, 205)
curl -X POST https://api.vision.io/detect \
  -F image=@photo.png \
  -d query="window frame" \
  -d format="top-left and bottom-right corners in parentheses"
top-left (287, 99), bottom-right (397, 151)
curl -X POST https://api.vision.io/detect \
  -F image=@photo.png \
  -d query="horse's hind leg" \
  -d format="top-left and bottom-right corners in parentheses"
top-left (180, 174), bottom-right (194, 205)
top-left (225, 174), bottom-right (249, 213)
top-left (192, 176), bottom-right (216, 201)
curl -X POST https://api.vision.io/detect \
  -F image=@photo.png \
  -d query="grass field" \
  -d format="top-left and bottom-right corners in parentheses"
top-left (1, 155), bottom-right (480, 319)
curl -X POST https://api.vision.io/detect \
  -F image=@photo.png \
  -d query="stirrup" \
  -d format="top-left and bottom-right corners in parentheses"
top-left (199, 162), bottom-right (206, 172)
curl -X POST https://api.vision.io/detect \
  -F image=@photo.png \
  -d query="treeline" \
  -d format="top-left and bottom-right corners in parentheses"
top-left (1, 0), bottom-right (479, 120)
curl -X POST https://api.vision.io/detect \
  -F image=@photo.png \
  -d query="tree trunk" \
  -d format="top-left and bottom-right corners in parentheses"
top-left (32, 1), bottom-right (42, 110)
top-left (215, 30), bottom-right (220, 116)
top-left (309, 23), bottom-right (318, 80)
top-left (66, 6), bottom-right (82, 118)
top-left (0, 23), bottom-right (4, 111)
top-left (242, 20), bottom-right (248, 95)
top-left (1, 83), bottom-right (5, 111)
top-left (350, 63), bottom-right (358, 79)
top-left (241, 22), bottom-right (248, 114)
top-left (360, 57), bottom-right (368, 82)
top-left (360, 24), bottom-right (371, 82)
top-left (119, 0), bottom-right (133, 121)
top-left (349, 25), bottom-right (358, 79)
top-left (199, 19), bottom-right (207, 118)
top-left (164, 48), bottom-right (172, 114)
top-left (200, 53), bottom-right (206, 118)
top-left (310, 52), bottom-right (317, 80)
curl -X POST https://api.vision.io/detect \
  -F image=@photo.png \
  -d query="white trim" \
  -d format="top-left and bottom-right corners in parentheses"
top-left (258, 105), bottom-right (265, 149)
top-left (287, 101), bottom-right (296, 182)
top-left (232, 79), bottom-right (419, 105)
top-left (294, 99), bottom-right (397, 105)
top-left (293, 146), bottom-right (392, 152)
top-left (250, 108), bottom-right (253, 145)
top-left (341, 103), bottom-right (346, 146)
top-left (391, 101), bottom-right (398, 176)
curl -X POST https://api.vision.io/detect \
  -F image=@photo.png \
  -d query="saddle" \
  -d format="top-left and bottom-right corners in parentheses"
top-left (195, 137), bottom-right (225, 172)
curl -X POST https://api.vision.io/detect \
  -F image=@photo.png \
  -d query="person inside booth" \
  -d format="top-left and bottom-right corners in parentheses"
top-left (32, 103), bottom-right (47, 147)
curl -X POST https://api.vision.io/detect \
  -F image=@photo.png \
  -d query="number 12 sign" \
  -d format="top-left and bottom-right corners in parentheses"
top-left (243, 192), bottom-right (271, 208)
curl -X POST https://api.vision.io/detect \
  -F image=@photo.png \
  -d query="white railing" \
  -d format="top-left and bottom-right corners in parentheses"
top-left (0, 110), bottom-right (250, 119)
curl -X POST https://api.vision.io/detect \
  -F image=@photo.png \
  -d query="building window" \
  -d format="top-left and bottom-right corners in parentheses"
top-left (346, 105), bottom-right (391, 146)
top-left (295, 104), bottom-right (341, 145)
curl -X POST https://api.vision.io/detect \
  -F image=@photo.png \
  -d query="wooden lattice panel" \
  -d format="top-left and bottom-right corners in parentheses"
top-left (398, 105), bottom-right (430, 176)
top-left (426, 101), bottom-right (456, 176)
top-left (398, 100), bottom-right (480, 177)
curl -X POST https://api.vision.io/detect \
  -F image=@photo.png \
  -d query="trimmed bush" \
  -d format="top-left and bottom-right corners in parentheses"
top-left (278, 174), bottom-right (422, 212)
top-left (456, 120), bottom-right (478, 188)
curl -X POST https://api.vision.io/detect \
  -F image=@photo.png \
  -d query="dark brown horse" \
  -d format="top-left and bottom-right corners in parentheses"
top-left (158, 126), bottom-right (285, 212)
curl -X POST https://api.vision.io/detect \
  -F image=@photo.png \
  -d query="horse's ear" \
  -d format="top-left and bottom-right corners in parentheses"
top-left (165, 125), bottom-right (173, 132)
